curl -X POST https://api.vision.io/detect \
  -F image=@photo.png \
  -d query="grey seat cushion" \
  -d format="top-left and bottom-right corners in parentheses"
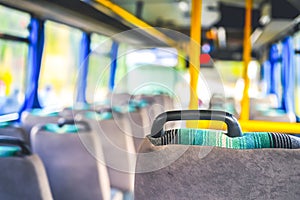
top-left (135, 139), bottom-right (300, 200)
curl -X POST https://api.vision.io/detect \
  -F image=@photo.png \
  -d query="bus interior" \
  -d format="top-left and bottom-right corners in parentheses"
top-left (0, 0), bottom-right (299, 199)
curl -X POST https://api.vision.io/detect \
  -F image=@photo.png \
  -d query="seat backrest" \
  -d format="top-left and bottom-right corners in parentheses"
top-left (107, 92), bottom-right (132, 106)
top-left (59, 103), bottom-right (111, 118)
top-left (21, 110), bottom-right (61, 134)
top-left (30, 120), bottom-right (111, 200)
top-left (0, 136), bottom-right (53, 200)
top-left (134, 95), bottom-right (176, 129)
top-left (124, 110), bottom-right (149, 151)
top-left (86, 111), bottom-right (136, 193)
top-left (0, 124), bottom-right (28, 143)
top-left (116, 101), bottom-right (152, 151)
top-left (161, 94), bottom-right (175, 111)
top-left (135, 139), bottom-right (300, 200)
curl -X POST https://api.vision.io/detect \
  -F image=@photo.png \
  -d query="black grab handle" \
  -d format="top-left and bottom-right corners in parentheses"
top-left (0, 136), bottom-right (31, 155)
top-left (57, 118), bottom-right (91, 131)
top-left (151, 110), bottom-right (242, 138)
top-left (96, 107), bottom-right (113, 114)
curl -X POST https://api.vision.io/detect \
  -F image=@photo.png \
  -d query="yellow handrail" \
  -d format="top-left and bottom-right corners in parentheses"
top-left (193, 120), bottom-right (300, 134)
top-left (187, 0), bottom-right (202, 128)
top-left (239, 120), bottom-right (300, 134)
top-left (94, 0), bottom-right (176, 47)
top-left (240, 0), bottom-right (252, 120)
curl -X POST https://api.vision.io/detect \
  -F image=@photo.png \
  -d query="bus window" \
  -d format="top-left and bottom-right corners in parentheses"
top-left (115, 47), bottom-right (178, 95)
top-left (0, 6), bottom-right (29, 115)
top-left (214, 61), bottom-right (243, 99)
top-left (114, 43), bottom-right (130, 87)
top-left (0, 40), bottom-right (27, 115)
top-left (39, 21), bottom-right (82, 109)
top-left (0, 5), bottom-right (30, 38)
top-left (86, 34), bottom-right (112, 103)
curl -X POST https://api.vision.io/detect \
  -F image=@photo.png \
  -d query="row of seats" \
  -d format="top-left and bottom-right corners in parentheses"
top-left (2, 93), bottom-right (299, 199)
top-left (0, 92), bottom-right (175, 200)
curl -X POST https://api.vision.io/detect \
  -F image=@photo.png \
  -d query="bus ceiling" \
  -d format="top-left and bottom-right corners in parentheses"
top-left (0, 0), bottom-right (299, 58)
top-left (0, 0), bottom-right (169, 47)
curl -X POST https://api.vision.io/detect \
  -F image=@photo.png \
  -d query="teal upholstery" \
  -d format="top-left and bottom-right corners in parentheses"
top-left (84, 111), bottom-right (113, 120)
top-left (149, 128), bottom-right (300, 149)
top-left (43, 124), bottom-right (79, 133)
top-left (113, 105), bottom-right (137, 113)
top-left (30, 108), bottom-right (59, 117)
top-left (128, 99), bottom-right (149, 108)
top-left (0, 122), bottom-right (10, 128)
top-left (0, 146), bottom-right (20, 157)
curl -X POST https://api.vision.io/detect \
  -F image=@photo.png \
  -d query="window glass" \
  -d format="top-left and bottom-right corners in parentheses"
top-left (0, 6), bottom-right (29, 115)
top-left (114, 43), bottom-right (129, 87)
top-left (214, 61), bottom-right (243, 100)
top-left (39, 21), bottom-right (82, 109)
top-left (125, 48), bottom-right (178, 67)
top-left (86, 34), bottom-right (112, 103)
top-left (0, 5), bottom-right (30, 38)
top-left (0, 39), bottom-right (27, 115)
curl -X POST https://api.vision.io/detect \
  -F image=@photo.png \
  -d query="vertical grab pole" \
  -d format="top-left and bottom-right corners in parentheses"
top-left (109, 42), bottom-right (119, 91)
top-left (187, 0), bottom-right (202, 127)
top-left (77, 32), bottom-right (91, 103)
top-left (240, 0), bottom-right (252, 121)
top-left (20, 17), bottom-right (44, 113)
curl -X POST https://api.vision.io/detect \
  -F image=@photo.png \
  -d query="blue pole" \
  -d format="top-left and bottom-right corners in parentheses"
top-left (281, 36), bottom-right (295, 114)
top-left (109, 42), bottom-right (119, 91)
top-left (20, 17), bottom-right (44, 113)
top-left (77, 32), bottom-right (91, 103)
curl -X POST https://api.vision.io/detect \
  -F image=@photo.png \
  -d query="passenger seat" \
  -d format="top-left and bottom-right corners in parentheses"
top-left (0, 136), bottom-right (53, 200)
top-left (135, 110), bottom-right (300, 199)
top-left (30, 118), bottom-right (114, 200)
top-left (83, 109), bottom-right (136, 199)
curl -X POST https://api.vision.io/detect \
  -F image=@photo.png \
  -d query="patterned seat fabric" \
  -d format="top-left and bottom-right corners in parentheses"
top-left (149, 128), bottom-right (300, 149)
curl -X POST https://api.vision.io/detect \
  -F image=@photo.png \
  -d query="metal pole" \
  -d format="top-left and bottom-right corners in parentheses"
top-left (240, 0), bottom-right (252, 120)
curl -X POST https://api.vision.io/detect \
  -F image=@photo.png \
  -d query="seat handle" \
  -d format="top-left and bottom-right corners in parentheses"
top-left (0, 136), bottom-right (31, 155)
top-left (151, 110), bottom-right (242, 138)
top-left (96, 107), bottom-right (113, 114)
top-left (57, 118), bottom-right (91, 131)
